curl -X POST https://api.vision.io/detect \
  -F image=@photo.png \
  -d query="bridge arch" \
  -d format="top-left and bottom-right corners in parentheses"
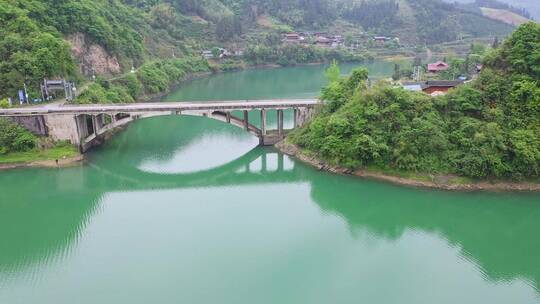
top-left (80, 110), bottom-right (265, 152)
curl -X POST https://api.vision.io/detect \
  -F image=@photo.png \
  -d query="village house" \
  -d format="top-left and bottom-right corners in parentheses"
top-left (402, 80), bottom-right (464, 96)
top-left (201, 48), bottom-right (232, 60)
top-left (427, 61), bottom-right (450, 73)
top-left (422, 80), bottom-right (464, 95)
top-left (373, 36), bottom-right (389, 45)
top-left (218, 48), bottom-right (231, 58)
top-left (315, 36), bottom-right (333, 48)
top-left (201, 50), bottom-right (213, 59)
top-left (284, 33), bottom-right (305, 43)
top-left (314, 33), bottom-right (344, 48)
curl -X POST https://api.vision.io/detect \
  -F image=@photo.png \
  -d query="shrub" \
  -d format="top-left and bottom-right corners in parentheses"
top-left (0, 118), bottom-right (36, 154)
top-left (0, 98), bottom-right (10, 108)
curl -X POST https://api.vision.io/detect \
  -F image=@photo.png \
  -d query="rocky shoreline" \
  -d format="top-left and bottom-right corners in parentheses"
top-left (275, 141), bottom-right (540, 192)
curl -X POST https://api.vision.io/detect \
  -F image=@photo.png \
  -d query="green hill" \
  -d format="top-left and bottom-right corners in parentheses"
top-left (0, 0), bottom-right (518, 99)
top-left (291, 22), bottom-right (540, 180)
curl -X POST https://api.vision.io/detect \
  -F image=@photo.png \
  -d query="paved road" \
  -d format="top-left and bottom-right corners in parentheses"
top-left (0, 99), bottom-right (320, 116)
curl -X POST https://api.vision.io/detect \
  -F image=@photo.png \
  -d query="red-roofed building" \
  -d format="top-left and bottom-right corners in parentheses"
top-left (427, 61), bottom-right (449, 73)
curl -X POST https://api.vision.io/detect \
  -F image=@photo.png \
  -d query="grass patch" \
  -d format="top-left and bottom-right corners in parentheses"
top-left (0, 144), bottom-right (78, 164)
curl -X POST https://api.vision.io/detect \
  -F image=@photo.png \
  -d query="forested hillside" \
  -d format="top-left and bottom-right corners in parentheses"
top-left (0, 0), bottom-right (517, 100)
top-left (447, 0), bottom-right (540, 20)
top-left (291, 22), bottom-right (540, 180)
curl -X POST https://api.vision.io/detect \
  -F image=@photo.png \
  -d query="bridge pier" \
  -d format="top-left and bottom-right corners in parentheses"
top-left (277, 109), bottom-right (284, 136)
top-left (260, 109), bottom-right (267, 136)
top-left (243, 110), bottom-right (249, 131)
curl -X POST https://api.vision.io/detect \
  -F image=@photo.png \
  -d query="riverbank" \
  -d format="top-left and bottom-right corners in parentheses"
top-left (275, 140), bottom-right (540, 192)
top-left (0, 145), bottom-right (83, 171)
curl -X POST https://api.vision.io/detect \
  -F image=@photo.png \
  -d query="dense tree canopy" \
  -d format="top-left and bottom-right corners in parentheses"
top-left (0, 2), bottom-right (76, 97)
top-left (292, 23), bottom-right (540, 180)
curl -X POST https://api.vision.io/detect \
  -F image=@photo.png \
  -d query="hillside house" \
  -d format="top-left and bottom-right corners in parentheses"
top-left (201, 50), bottom-right (213, 59)
top-left (427, 61), bottom-right (449, 73)
top-left (284, 33), bottom-right (305, 43)
top-left (422, 80), bottom-right (464, 95)
top-left (316, 36), bottom-right (333, 47)
top-left (402, 80), bottom-right (464, 95)
top-left (218, 48), bottom-right (231, 58)
top-left (315, 34), bottom-right (344, 48)
top-left (374, 36), bottom-right (389, 45)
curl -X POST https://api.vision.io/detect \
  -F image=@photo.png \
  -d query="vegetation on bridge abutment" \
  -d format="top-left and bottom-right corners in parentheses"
top-left (288, 23), bottom-right (540, 185)
top-left (0, 118), bottom-right (79, 168)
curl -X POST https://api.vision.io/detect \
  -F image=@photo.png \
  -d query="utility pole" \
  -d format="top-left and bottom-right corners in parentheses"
top-left (23, 83), bottom-right (29, 104)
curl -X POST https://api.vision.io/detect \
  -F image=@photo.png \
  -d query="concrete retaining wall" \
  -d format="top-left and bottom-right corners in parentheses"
top-left (9, 116), bottom-right (48, 136)
top-left (44, 114), bottom-right (81, 146)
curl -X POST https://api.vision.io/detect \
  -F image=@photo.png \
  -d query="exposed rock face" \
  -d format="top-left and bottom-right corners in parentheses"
top-left (68, 33), bottom-right (121, 76)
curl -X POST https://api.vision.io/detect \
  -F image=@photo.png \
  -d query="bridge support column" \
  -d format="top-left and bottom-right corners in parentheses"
top-left (278, 153), bottom-right (284, 171)
top-left (260, 109), bottom-right (267, 135)
top-left (293, 108), bottom-right (298, 128)
top-left (277, 109), bottom-right (284, 136)
top-left (261, 153), bottom-right (267, 173)
top-left (226, 111), bottom-right (231, 123)
top-left (295, 107), bottom-right (310, 128)
top-left (91, 115), bottom-right (100, 133)
top-left (243, 110), bottom-right (249, 130)
top-left (75, 114), bottom-right (89, 140)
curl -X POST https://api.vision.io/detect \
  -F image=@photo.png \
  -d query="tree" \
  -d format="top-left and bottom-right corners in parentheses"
top-left (212, 47), bottom-right (222, 58)
top-left (0, 98), bottom-right (10, 108)
top-left (492, 36), bottom-right (500, 49)
top-left (0, 118), bottom-right (36, 154)
top-left (392, 64), bottom-right (401, 81)
top-left (325, 60), bottom-right (340, 83)
top-left (216, 15), bottom-right (235, 41)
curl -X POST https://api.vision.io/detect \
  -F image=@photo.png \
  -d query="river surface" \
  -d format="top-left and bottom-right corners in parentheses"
top-left (1, 63), bottom-right (540, 304)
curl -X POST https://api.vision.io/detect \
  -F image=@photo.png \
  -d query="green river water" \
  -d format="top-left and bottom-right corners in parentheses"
top-left (1, 63), bottom-right (540, 304)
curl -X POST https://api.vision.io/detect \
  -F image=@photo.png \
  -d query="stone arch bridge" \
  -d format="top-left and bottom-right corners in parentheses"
top-left (0, 99), bottom-right (319, 152)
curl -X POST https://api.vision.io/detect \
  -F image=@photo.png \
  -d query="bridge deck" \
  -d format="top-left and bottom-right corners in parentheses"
top-left (0, 99), bottom-right (319, 116)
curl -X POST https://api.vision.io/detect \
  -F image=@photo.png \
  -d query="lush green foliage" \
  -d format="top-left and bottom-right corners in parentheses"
top-left (340, 0), bottom-right (401, 32)
top-left (0, 98), bottom-right (10, 108)
top-left (292, 23), bottom-right (540, 180)
top-left (0, 141), bottom-right (78, 164)
top-left (244, 44), bottom-right (366, 66)
top-left (0, 118), bottom-right (36, 154)
top-left (325, 60), bottom-right (341, 83)
top-left (0, 1), bottom-right (76, 98)
top-left (408, 0), bottom-right (514, 43)
top-left (76, 57), bottom-right (209, 103)
top-left (0, 0), bottom-right (520, 100)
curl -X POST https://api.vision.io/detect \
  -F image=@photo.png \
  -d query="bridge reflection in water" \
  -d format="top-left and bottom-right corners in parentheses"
top-left (1, 148), bottom-right (540, 302)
